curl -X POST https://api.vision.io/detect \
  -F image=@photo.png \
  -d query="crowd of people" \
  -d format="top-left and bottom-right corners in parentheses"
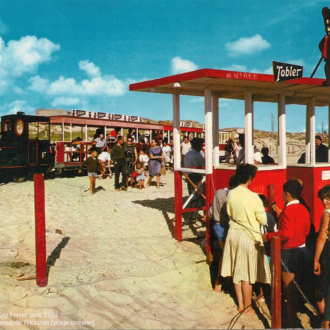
top-left (206, 163), bottom-right (330, 328)
top-left (79, 132), bottom-right (208, 194)
top-left (79, 130), bottom-right (175, 193)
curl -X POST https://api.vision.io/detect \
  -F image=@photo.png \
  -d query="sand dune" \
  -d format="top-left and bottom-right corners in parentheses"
top-left (0, 172), bottom-right (268, 329)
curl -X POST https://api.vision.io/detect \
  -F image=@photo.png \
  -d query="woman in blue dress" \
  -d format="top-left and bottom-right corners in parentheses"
top-left (147, 139), bottom-right (163, 188)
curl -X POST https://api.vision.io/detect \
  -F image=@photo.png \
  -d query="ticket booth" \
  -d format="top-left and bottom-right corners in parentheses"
top-left (130, 68), bottom-right (330, 244)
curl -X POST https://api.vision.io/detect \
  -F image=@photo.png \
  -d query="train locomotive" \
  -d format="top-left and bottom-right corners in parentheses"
top-left (0, 113), bottom-right (53, 182)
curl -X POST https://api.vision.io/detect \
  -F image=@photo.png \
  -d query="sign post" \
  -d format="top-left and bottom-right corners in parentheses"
top-left (34, 174), bottom-right (47, 287)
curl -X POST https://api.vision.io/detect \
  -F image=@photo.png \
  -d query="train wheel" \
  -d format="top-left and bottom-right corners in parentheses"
top-left (13, 176), bottom-right (27, 183)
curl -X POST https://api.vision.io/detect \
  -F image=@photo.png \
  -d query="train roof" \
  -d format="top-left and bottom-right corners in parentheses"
top-left (129, 68), bottom-right (330, 107)
top-left (48, 115), bottom-right (164, 130)
top-left (1, 113), bottom-right (50, 122)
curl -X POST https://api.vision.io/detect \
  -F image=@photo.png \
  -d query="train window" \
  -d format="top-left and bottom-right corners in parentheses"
top-left (38, 122), bottom-right (49, 140)
top-left (28, 122), bottom-right (38, 139)
top-left (15, 119), bottom-right (24, 136)
top-left (3, 119), bottom-right (12, 132)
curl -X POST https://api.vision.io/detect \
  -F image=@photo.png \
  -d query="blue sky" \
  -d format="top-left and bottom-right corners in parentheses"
top-left (0, 0), bottom-right (329, 132)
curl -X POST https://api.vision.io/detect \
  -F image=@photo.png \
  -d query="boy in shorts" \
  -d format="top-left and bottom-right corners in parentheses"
top-left (78, 149), bottom-right (99, 194)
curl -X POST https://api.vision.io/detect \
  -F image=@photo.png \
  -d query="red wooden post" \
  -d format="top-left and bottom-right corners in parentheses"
top-left (34, 173), bottom-right (47, 287)
top-left (271, 236), bottom-right (281, 329)
top-left (174, 171), bottom-right (183, 242)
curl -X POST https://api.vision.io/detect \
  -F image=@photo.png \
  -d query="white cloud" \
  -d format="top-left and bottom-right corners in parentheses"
top-left (171, 56), bottom-right (198, 74)
top-left (28, 75), bottom-right (50, 92)
top-left (4, 36), bottom-right (60, 76)
top-left (52, 97), bottom-right (80, 107)
top-left (8, 100), bottom-right (34, 114)
top-left (13, 86), bottom-right (25, 94)
top-left (0, 35), bottom-right (60, 95)
top-left (29, 61), bottom-right (126, 97)
top-left (226, 34), bottom-right (270, 57)
top-left (79, 60), bottom-right (100, 77)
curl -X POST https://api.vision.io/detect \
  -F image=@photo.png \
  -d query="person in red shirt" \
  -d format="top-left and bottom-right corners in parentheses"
top-left (262, 179), bottom-right (310, 328)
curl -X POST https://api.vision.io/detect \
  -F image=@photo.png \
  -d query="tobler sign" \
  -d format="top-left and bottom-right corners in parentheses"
top-left (272, 61), bottom-right (303, 82)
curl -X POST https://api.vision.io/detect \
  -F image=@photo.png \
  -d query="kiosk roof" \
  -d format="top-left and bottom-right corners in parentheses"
top-left (129, 68), bottom-right (330, 107)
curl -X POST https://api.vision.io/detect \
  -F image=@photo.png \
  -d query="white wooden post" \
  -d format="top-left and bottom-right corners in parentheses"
top-left (278, 94), bottom-right (286, 167)
top-left (245, 90), bottom-right (254, 164)
top-left (212, 95), bottom-right (219, 167)
top-left (306, 98), bottom-right (316, 165)
top-left (173, 93), bottom-right (181, 170)
top-left (306, 104), bottom-right (311, 164)
top-left (204, 88), bottom-right (213, 174)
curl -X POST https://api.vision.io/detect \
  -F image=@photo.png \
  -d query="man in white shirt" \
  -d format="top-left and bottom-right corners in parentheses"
top-left (162, 141), bottom-right (172, 170)
top-left (181, 136), bottom-right (191, 167)
top-left (94, 134), bottom-right (107, 154)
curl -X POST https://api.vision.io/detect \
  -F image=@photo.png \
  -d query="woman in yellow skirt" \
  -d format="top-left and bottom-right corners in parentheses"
top-left (221, 164), bottom-right (271, 314)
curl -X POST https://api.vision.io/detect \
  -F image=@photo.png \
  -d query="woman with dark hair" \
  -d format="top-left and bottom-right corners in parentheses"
top-left (221, 164), bottom-right (271, 315)
top-left (263, 179), bottom-right (310, 327)
top-left (313, 185), bottom-right (330, 328)
top-left (147, 138), bottom-right (163, 188)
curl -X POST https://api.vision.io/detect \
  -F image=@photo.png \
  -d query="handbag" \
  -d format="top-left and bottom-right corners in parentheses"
top-left (159, 164), bottom-right (166, 175)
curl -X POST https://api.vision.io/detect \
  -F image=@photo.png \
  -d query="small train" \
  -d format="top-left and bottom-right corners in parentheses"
top-left (0, 112), bottom-right (54, 182)
top-left (0, 110), bottom-right (216, 182)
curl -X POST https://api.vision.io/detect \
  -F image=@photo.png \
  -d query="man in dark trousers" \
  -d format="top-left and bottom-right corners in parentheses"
top-left (111, 136), bottom-right (127, 191)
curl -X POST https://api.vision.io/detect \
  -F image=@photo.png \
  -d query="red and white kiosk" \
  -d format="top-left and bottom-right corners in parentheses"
top-left (130, 68), bottom-right (330, 248)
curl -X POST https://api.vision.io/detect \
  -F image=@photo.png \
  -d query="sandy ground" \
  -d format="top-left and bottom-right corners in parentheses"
top-left (0, 171), bottom-right (272, 330)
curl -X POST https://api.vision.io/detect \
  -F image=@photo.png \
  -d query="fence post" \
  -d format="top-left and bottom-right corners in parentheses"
top-left (34, 173), bottom-right (47, 287)
top-left (174, 171), bottom-right (183, 242)
top-left (271, 236), bottom-right (281, 329)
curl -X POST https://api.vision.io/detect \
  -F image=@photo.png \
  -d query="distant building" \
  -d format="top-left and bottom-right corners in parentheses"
top-left (35, 109), bottom-right (71, 116)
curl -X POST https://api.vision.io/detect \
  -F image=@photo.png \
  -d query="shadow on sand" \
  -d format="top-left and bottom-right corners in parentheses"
top-left (46, 237), bottom-right (70, 277)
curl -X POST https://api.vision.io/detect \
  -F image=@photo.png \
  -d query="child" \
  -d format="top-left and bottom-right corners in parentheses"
top-left (78, 149), bottom-right (99, 194)
top-left (262, 180), bottom-right (310, 328)
top-left (98, 149), bottom-right (112, 179)
top-left (313, 185), bottom-right (330, 328)
top-left (139, 149), bottom-right (149, 170)
top-left (136, 162), bottom-right (146, 190)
